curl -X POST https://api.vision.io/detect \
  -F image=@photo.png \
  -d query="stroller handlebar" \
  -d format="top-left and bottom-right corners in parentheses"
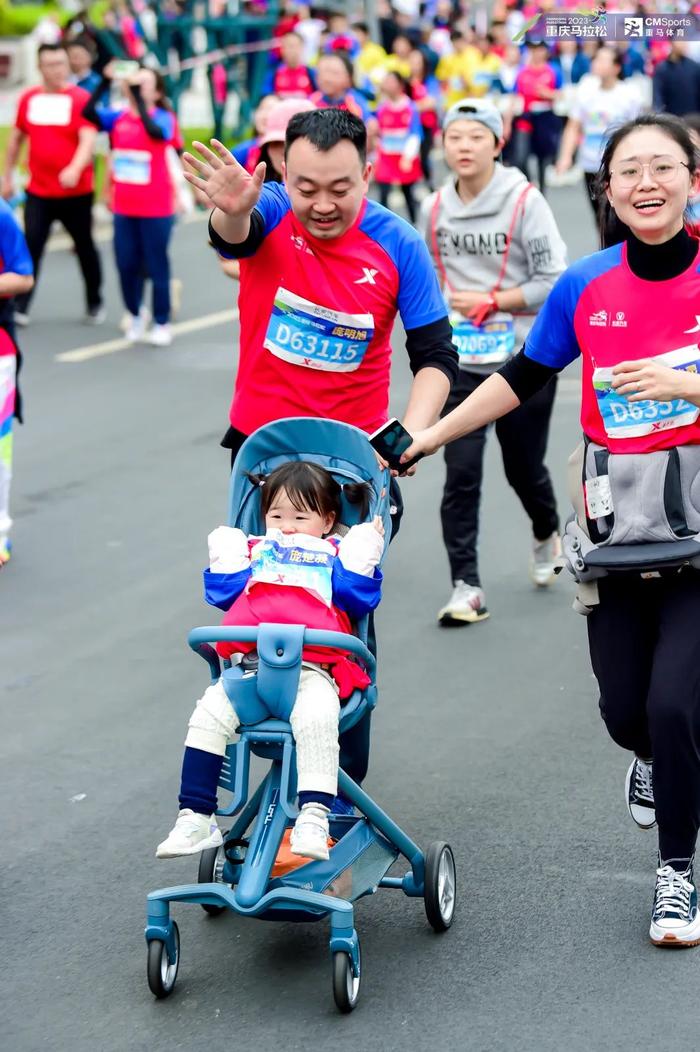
top-left (187, 625), bottom-right (376, 677)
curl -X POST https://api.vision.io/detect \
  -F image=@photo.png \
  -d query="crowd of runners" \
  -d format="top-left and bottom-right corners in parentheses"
top-left (3, 0), bottom-right (700, 955)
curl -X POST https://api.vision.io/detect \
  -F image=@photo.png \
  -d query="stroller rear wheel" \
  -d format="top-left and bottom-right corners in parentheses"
top-left (332, 940), bottom-right (361, 1013)
top-left (424, 842), bottom-right (456, 932)
top-left (198, 842), bottom-right (227, 916)
top-left (146, 922), bottom-right (180, 998)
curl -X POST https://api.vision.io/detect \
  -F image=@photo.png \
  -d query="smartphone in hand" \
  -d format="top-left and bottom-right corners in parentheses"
top-left (369, 418), bottom-right (423, 473)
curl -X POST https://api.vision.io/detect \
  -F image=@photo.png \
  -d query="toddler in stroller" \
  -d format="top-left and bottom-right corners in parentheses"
top-left (156, 458), bottom-right (384, 863)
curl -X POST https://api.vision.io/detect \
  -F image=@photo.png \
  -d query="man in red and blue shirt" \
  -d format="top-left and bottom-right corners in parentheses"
top-left (183, 107), bottom-right (458, 790)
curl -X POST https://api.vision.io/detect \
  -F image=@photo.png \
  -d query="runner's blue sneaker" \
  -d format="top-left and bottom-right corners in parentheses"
top-left (625, 757), bottom-right (656, 829)
top-left (650, 860), bottom-right (700, 947)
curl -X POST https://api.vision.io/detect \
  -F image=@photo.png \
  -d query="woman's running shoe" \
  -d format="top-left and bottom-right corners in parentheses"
top-left (438, 581), bottom-right (489, 626)
top-left (625, 757), bottom-right (656, 828)
top-left (650, 860), bottom-right (700, 946)
top-left (148, 323), bottom-right (173, 347)
top-left (529, 532), bottom-right (561, 587)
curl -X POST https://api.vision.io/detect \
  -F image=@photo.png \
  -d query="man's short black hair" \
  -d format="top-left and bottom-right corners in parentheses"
top-left (285, 108), bottom-right (367, 164)
top-left (38, 42), bottom-right (68, 58)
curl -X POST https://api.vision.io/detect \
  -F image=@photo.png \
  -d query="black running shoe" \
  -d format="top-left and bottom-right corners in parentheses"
top-left (650, 860), bottom-right (700, 947)
top-left (625, 756), bottom-right (655, 829)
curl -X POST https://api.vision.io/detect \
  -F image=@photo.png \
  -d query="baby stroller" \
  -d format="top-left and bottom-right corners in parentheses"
top-left (145, 418), bottom-right (456, 1012)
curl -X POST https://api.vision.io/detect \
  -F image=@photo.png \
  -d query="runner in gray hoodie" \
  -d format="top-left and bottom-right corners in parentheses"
top-left (417, 97), bottom-right (568, 625)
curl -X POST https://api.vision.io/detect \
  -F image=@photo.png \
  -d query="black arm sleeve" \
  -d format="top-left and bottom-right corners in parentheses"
top-left (208, 210), bottom-right (266, 259)
top-left (130, 84), bottom-right (168, 141)
top-left (82, 74), bottom-right (110, 127)
top-left (404, 316), bottom-right (459, 386)
top-left (498, 346), bottom-right (561, 402)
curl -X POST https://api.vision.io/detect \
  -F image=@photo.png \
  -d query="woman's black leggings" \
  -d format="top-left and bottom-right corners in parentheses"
top-left (587, 571), bottom-right (700, 861)
top-left (377, 182), bottom-right (417, 224)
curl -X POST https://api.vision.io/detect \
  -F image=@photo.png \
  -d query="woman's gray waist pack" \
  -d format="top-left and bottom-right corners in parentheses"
top-left (561, 440), bottom-right (700, 608)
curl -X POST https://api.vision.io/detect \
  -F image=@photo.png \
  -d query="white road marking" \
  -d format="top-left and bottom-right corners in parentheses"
top-left (56, 308), bottom-right (238, 363)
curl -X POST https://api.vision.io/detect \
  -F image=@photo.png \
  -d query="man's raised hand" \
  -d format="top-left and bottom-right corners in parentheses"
top-left (182, 139), bottom-right (266, 217)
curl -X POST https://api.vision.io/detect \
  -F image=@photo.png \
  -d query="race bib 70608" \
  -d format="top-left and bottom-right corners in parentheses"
top-left (264, 288), bottom-right (374, 373)
top-left (593, 345), bottom-right (700, 439)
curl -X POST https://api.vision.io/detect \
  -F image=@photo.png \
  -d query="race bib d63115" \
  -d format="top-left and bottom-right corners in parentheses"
top-left (264, 288), bottom-right (374, 373)
top-left (593, 345), bottom-right (700, 439)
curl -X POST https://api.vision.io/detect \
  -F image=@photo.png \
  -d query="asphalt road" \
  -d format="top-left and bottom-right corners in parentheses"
top-left (3, 182), bottom-right (698, 1052)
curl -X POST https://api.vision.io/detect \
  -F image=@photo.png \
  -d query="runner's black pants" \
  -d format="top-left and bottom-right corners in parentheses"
top-left (441, 368), bottom-right (559, 587)
top-left (15, 191), bottom-right (102, 314)
top-left (588, 571), bottom-right (700, 862)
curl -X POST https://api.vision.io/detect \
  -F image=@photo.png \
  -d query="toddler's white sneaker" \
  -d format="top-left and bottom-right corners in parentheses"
top-left (156, 809), bottom-right (223, 858)
top-left (290, 803), bottom-right (330, 861)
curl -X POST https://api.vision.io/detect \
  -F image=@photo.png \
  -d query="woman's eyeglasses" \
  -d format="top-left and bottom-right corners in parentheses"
top-left (609, 156), bottom-right (690, 188)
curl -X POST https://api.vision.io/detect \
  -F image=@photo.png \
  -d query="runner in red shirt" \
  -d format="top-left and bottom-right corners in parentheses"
top-left (84, 63), bottom-right (178, 346)
top-left (183, 108), bottom-right (458, 794)
top-left (261, 32), bottom-right (316, 99)
top-left (1, 43), bottom-right (103, 326)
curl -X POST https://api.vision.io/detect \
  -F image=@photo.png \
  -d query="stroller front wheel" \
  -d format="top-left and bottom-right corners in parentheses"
top-left (332, 942), bottom-right (361, 1013)
top-left (146, 922), bottom-right (180, 998)
top-left (424, 842), bottom-right (456, 932)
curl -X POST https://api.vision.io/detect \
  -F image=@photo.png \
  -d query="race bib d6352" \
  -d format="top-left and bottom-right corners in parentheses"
top-left (264, 288), bottom-right (374, 373)
top-left (593, 345), bottom-right (700, 439)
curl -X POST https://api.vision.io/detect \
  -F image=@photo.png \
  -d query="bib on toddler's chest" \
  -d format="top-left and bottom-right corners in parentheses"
top-left (449, 311), bottom-right (515, 366)
top-left (249, 532), bottom-right (336, 605)
top-left (593, 346), bottom-right (700, 440)
top-left (264, 287), bottom-right (374, 373)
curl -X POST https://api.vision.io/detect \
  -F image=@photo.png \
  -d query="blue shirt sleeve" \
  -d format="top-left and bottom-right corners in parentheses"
top-left (232, 138), bottom-right (255, 166)
top-left (332, 561), bottom-right (383, 620)
top-left (0, 201), bottom-right (33, 276)
top-left (152, 107), bottom-right (175, 140)
top-left (253, 181), bottom-right (292, 235)
top-left (93, 107), bottom-right (123, 132)
top-left (349, 90), bottom-right (372, 122)
top-left (524, 247), bottom-right (622, 368)
top-left (408, 103), bottom-right (422, 139)
top-left (524, 269), bottom-right (581, 369)
top-left (260, 69), bottom-right (276, 96)
top-left (203, 567), bottom-right (251, 610)
top-left (397, 230), bottom-right (449, 330)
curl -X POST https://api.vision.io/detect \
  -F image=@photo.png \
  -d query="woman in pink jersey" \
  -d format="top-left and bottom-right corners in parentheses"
top-left (83, 64), bottom-right (178, 346)
top-left (374, 72), bottom-right (423, 225)
top-left (404, 114), bottom-right (700, 949)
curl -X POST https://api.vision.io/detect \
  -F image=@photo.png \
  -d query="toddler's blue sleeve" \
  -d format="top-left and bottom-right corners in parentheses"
top-left (203, 567), bottom-right (251, 610)
top-left (332, 561), bottom-right (383, 620)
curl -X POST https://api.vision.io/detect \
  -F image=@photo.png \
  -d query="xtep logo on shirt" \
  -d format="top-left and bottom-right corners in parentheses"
top-left (290, 234), bottom-right (313, 255)
top-left (589, 309), bottom-right (608, 327)
top-left (685, 316), bottom-right (700, 334)
top-left (355, 268), bottom-right (379, 285)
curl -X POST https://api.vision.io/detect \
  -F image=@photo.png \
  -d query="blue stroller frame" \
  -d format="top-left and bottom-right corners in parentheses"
top-left (145, 418), bottom-right (456, 1012)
